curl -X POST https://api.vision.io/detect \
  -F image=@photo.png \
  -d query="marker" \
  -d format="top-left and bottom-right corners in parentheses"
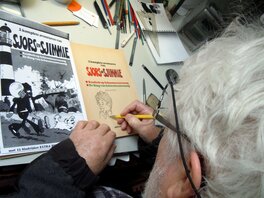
top-left (110, 114), bottom-right (154, 119)
top-left (129, 37), bottom-right (137, 66)
top-left (121, 31), bottom-right (135, 47)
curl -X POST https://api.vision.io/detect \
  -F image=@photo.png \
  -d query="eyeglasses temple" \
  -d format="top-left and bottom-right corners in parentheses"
top-left (152, 110), bottom-right (190, 142)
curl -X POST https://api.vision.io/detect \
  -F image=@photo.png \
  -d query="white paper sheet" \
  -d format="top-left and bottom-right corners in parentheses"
top-left (145, 31), bottom-right (189, 64)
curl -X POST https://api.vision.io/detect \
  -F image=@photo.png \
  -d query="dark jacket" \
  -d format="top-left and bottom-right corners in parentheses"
top-left (5, 130), bottom-right (163, 198)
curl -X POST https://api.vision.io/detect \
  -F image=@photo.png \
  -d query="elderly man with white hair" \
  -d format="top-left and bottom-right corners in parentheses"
top-left (3, 21), bottom-right (264, 198)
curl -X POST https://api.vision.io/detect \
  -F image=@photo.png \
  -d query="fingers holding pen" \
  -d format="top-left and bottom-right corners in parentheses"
top-left (120, 100), bottom-right (152, 116)
top-left (116, 100), bottom-right (161, 143)
top-left (117, 100), bottom-right (153, 132)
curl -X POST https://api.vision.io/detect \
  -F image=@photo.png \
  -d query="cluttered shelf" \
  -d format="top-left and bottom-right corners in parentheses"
top-left (20, 0), bottom-right (189, 64)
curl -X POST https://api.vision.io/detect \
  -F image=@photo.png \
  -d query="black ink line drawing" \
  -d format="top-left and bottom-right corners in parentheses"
top-left (95, 91), bottom-right (112, 119)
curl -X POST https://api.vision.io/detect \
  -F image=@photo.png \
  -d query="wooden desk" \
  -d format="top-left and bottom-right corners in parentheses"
top-left (0, 0), bottom-right (185, 166)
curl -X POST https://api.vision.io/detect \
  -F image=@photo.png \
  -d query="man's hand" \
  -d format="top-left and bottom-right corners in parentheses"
top-left (69, 120), bottom-right (116, 175)
top-left (117, 100), bottom-right (161, 143)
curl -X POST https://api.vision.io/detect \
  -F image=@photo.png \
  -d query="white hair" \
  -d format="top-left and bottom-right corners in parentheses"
top-left (165, 20), bottom-right (264, 197)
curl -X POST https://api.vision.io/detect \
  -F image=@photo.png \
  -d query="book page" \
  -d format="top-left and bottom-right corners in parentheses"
top-left (70, 43), bottom-right (138, 137)
top-left (0, 12), bottom-right (85, 157)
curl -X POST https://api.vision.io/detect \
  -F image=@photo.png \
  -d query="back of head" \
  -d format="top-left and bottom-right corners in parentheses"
top-left (172, 19), bottom-right (264, 197)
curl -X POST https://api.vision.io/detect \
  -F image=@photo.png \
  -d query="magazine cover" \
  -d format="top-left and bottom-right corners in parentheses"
top-left (70, 43), bottom-right (139, 138)
top-left (0, 11), bottom-right (84, 157)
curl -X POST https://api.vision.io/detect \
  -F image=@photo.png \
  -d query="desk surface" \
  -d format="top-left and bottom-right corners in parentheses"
top-left (0, 0), bottom-right (186, 166)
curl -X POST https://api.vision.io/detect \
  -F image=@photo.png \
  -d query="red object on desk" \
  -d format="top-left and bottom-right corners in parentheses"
top-left (130, 6), bottom-right (140, 38)
top-left (103, 0), bottom-right (115, 25)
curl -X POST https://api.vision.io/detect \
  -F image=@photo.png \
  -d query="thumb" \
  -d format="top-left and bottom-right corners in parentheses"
top-left (125, 114), bottom-right (141, 129)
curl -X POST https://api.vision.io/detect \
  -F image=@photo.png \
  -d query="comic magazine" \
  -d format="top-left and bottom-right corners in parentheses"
top-left (0, 11), bottom-right (85, 157)
top-left (0, 11), bottom-right (138, 158)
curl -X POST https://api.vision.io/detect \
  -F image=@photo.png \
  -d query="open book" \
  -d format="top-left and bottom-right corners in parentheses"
top-left (0, 10), bottom-right (138, 158)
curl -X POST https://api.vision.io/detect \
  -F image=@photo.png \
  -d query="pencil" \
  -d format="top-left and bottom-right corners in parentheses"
top-left (121, 31), bottom-right (134, 47)
top-left (42, 21), bottom-right (80, 26)
top-left (142, 64), bottom-right (165, 90)
top-left (110, 114), bottom-right (154, 119)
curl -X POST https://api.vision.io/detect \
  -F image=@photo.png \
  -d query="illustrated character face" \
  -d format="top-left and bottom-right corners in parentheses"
top-left (98, 99), bottom-right (107, 109)
top-left (54, 114), bottom-right (61, 124)
top-left (9, 82), bottom-right (26, 98)
top-left (22, 83), bottom-right (33, 97)
top-left (95, 91), bottom-right (112, 112)
top-left (64, 116), bottom-right (75, 130)
top-left (68, 97), bottom-right (79, 108)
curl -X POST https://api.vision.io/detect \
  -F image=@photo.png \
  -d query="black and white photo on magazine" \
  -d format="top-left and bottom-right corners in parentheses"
top-left (0, 17), bottom-right (84, 156)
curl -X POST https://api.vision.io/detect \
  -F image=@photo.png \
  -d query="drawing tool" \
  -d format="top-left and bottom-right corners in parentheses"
top-left (115, 22), bottom-right (121, 49)
top-left (130, 6), bottom-right (140, 38)
top-left (129, 37), bottom-right (137, 66)
top-left (106, 24), bottom-right (112, 34)
top-left (103, 0), bottom-right (114, 25)
top-left (127, 0), bottom-right (132, 32)
top-left (131, 7), bottom-right (136, 36)
top-left (118, 0), bottom-right (124, 22)
top-left (109, 0), bottom-right (116, 8)
top-left (143, 78), bottom-right (146, 104)
top-left (42, 21), bottom-right (80, 26)
top-left (156, 83), bottom-right (168, 113)
top-left (124, 0), bottom-right (129, 33)
top-left (94, 1), bottom-right (107, 28)
top-left (121, 31), bottom-right (135, 47)
top-left (122, 0), bottom-right (127, 33)
top-left (122, 12), bottom-right (127, 33)
top-left (142, 64), bottom-right (165, 90)
top-left (94, 0), bottom-right (112, 34)
top-left (100, 0), bottom-right (111, 26)
top-left (138, 24), bottom-right (146, 45)
top-left (110, 114), bottom-right (154, 119)
top-left (114, 0), bottom-right (121, 24)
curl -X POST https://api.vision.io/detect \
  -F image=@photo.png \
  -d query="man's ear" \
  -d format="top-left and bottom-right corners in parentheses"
top-left (167, 151), bottom-right (202, 198)
top-left (184, 151), bottom-right (202, 195)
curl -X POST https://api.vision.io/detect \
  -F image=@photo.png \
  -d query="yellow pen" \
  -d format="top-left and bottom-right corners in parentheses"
top-left (110, 114), bottom-right (154, 119)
